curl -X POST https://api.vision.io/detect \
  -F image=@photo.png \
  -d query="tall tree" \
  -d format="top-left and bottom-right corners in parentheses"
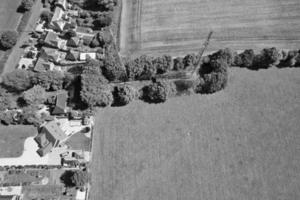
top-left (2, 70), bottom-right (34, 92)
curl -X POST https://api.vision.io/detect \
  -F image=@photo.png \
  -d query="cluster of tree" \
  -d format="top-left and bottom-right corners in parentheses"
top-left (19, 0), bottom-right (35, 12)
top-left (0, 88), bottom-right (16, 111)
top-left (80, 60), bottom-right (113, 108)
top-left (0, 31), bottom-right (18, 49)
top-left (40, 10), bottom-right (53, 24)
top-left (60, 170), bottom-right (88, 189)
top-left (232, 47), bottom-right (299, 69)
top-left (141, 80), bottom-right (177, 103)
top-left (112, 84), bottom-right (136, 106)
top-left (125, 55), bottom-right (172, 81)
top-left (90, 29), bottom-right (113, 48)
top-left (195, 50), bottom-right (229, 94)
top-left (85, 0), bottom-right (117, 11)
top-left (93, 13), bottom-right (113, 30)
top-left (1, 70), bottom-right (72, 93)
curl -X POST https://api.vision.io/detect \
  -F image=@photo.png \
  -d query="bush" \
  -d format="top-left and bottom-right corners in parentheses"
top-left (2, 70), bottom-right (34, 92)
top-left (258, 47), bottom-right (281, 68)
top-left (278, 50), bottom-right (300, 68)
top-left (0, 88), bottom-right (16, 111)
top-left (19, 0), bottom-right (34, 12)
top-left (209, 48), bottom-right (234, 66)
top-left (183, 53), bottom-right (197, 68)
top-left (235, 49), bottom-right (255, 68)
top-left (32, 71), bottom-right (65, 91)
top-left (112, 84), bottom-right (136, 106)
top-left (0, 31), bottom-right (18, 49)
top-left (173, 57), bottom-right (184, 71)
top-left (65, 29), bottom-right (77, 39)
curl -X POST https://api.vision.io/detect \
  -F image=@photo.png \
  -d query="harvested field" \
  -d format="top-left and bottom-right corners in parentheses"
top-left (0, 125), bottom-right (37, 158)
top-left (120, 0), bottom-right (300, 56)
top-left (91, 68), bottom-right (300, 200)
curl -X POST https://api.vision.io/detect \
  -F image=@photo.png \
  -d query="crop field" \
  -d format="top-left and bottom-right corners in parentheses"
top-left (90, 68), bottom-right (300, 200)
top-left (120, 0), bottom-right (300, 56)
top-left (0, 125), bottom-right (37, 158)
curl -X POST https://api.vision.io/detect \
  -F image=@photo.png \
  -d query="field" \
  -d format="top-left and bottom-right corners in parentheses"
top-left (0, 125), bottom-right (37, 158)
top-left (90, 68), bottom-right (300, 200)
top-left (120, 0), bottom-right (300, 56)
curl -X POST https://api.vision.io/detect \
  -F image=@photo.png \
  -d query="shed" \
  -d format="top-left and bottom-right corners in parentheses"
top-left (52, 92), bottom-right (68, 115)
top-left (79, 52), bottom-right (96, 61)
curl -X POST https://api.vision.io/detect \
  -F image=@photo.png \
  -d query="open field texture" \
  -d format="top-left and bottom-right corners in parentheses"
top-left (120, 0), bottom-right (300, 56)
top-left (0, 125), bottom-right (37, 158)
top-left (91, 68), bottom-right (300, 200)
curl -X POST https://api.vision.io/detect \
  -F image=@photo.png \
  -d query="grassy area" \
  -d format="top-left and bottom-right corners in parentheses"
top-left (90, 68), bottom-right (300, 200)
top-left (22, 185), bottom-right (64, 200)
top-left (121, 0), bottom-right (300, 56)
top-left (65, 133), bottom-right (91, 151)
top-left (0, 125), bottom-right (37, 158)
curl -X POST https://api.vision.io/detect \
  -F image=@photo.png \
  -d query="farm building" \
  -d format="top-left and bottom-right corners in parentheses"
top-left (79, 52), bottom-right (96, 61)
top-left (35, 121), bottom-right (67, 156)
top-left (52, 92), bottom-right (68, 115)
top-left (34, 57), bottom-right (54, 72)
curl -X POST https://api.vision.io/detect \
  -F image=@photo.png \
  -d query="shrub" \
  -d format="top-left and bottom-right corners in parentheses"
top-left (0, 31), bottom-right (18, 49)
top-left (209, 48), bottom-right (234, 66)
top-left (237, 49), bottom-right (255, 68)
top-left (112, 84), bottom-right (136, 106)
top-left (183, 53), bottom-right (197, 68)
top-left (32, 71), bottom-right (65, 91)
top-left (19, 0), bottom-right (34, 12)
top-left (2, 70), bottom-right (34, 92)
top-left (65, 29), bottom-right (77, 39)
top-left (278, 50), bottom-right (300, 68)
top-left (125, 58), bottom-right (144, 81)
top-left (0, 88), bottom-right (16, 111)
top-left (258, 47), bottom-right (281, 68)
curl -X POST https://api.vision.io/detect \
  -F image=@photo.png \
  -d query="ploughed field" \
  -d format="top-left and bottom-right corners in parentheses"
top-left (120, 0), bottom-right (300, 56)
top-left (90, 68), bottom-right (300, 200)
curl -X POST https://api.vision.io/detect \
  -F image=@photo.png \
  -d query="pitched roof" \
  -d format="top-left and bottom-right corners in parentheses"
top-left (65, 50), bottom-right (79, 61)
top-left (56, 0), bottom-right (67, 10)
top-left (52, 7), bottom-right (64, 22)
top-left (52, 92), bottom-right (68, 115)
top-left (67, 37), bottom-right (80, 47)
top-left (42, 121), bottom-right (67, 142)
top-left (44, 31), bottom-right (59, 47)
top-left (34, 57), bottom-right (54, 72)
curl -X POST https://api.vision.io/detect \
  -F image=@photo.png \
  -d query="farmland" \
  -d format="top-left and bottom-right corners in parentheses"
top-left (90, 68), bottom-right (300, 200)
top-left (120, 0), bottom-right (300, 56)
top-left (0, 125), bottom-right (37, 158)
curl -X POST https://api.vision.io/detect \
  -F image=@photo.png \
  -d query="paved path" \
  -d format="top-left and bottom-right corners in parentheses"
top-left (1, 0), bottom-right (43, 76)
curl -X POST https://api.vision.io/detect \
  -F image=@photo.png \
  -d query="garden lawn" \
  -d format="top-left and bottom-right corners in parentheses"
top-left (91, 67), bottom-right (300, 200)
top-left (0, 125), bottom-right (37, 158)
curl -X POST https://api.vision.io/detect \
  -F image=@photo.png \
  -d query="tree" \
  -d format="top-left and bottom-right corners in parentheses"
top-left (40, 10), bottom-right (53, 23)
top-left (258, 47), bottom-right (281, 68)
top-left (112, 84), bottom-right (136, 106)
top-left (20, 105), bottom-right (43, 126)
top-left (65, 29), bottom-right (77, 39)
top-left (2, 70), bottom-right (34, 92)
top-left (153, 55), bottom-right (172, 74)
top-left (236, 49), bottom-right (255, 68)
top-left (61, 170), bottom-right (88, 188)
top-left (279, 50), bottom-right (300, 68)
top-left (19, 0), bottom-right (34, 12)
top-left (0, 31), bottom-right (18, 49)
top-left (32, 71), bottom-right (65, 91)
top-left (125, 58), bottom-right (144, 81)
top-left (0, 88), bottom-right (16, 111)
top-left (173, 57), bottom-right (184, 71)
top-left (97, 0), bottom-right (117, 10)
top-left (22, 85), bottom-right (46, 105)
top-left (102, 54), bottom-right (127, 82)
top-left (209, 48), bottom-right (234, 66)
top-left (183, 53), bottom-right (197, 68)
top-left (141, 80), bottom-right (174, 103)
top-left (93, 14), bottom-right (112, 29)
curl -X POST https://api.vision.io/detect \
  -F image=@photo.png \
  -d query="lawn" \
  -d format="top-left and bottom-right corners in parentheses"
top-left (90, 68), bottom-right (300, 200)
top-left (65, 132), bottom-right (91, 151)
top-left (0, 125), bottom-right (37, 158)
top-left (120, 0), bottom-right (300, 56)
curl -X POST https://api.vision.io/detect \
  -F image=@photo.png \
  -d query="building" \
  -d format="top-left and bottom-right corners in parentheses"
top-left (65, 50), bottom-right (79, 61)
top-left (0, 195), bottom-right (19, 200)
top-left (40, 47), bottom-right (63, 63)
top-left (79, 52), bottom-right (96, 61)
top-left (52, 92), bottom-right (68, 115)
top-left (44, 31), bottom-right (67, 50)
top-left (67, 37), bottom-right (80, 47)
top-left (56, 0), bottom-right (68, 11)
top-left (52, 7), bottom-right (64, 23)
top-left (35, 121), bottom-right (67, 156)
top-left (34, 57), bottom-right (54, 72)
top-left (17, 57), bottom-right (34, 70)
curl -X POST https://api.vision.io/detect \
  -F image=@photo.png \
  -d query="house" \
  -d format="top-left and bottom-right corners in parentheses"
top-left (44, 31), bottom-right (67, 50)
top-left (35, 121), bottom-right (67, 156)
top-left (67, 37), bottom-right (80, 47)
top-left (56, 0), bottom-right (67, 11)
top-left (79, 52), bottom-right (96, 61)
top-left (17, 57), bottom-right (34, 70)
top-left (52, 92), bottom-right (68, 115)
top-left (65, 50), bottom-right (79, 61)
top-left (52, 7), bottom-right (64, 22)
top-left (52, 20), bottom-right (66, 32)
top-left (34, 57), bottom-right (54, 72)
top-left (35, 22), bottom-right (44, 33)
top-left (41, 47), bottom-right (63, 63)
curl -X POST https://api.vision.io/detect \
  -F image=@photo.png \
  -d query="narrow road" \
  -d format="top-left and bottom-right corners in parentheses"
top-left (1, 0), bottom-right (43, 76)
